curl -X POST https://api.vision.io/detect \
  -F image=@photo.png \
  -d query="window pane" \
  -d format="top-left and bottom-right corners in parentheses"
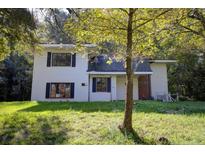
top-left (65, 84), bottom-right (71, 98)
top-left (96, 78), bottom-right (107, 92)
top-left (50, 84), bottom-right (57, 97)
top-left (52, 53), bottom-right (71, 66)
top-left (59, 83), bottom-right (65, 97)
top-left (49, 83), bottom-right (71, 98)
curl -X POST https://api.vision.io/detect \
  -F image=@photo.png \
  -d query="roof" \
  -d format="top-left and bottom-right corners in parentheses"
top-left (88, 55), bottom-right (152, 73)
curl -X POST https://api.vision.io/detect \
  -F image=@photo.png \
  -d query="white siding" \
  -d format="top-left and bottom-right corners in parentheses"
top-left (116, 75), bottom-right (138, 100)
top-left (150, 63), bottom-right (168, 99)
top-left (89, 75), bottom-right (117, 102)
top-left (31, 49), bottom-right (89, 101)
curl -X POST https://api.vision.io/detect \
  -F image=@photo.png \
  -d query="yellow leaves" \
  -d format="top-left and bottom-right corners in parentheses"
top-left (106, 57), bottom-right (113, 65)
top-left (0, 38), bottom-right (10, 61)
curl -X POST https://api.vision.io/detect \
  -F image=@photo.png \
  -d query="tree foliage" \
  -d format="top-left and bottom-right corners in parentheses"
top-left (0, 9), bottom-right (38, 60)
top-left (151, 8), bottom-right (205, 59)
top-left (168, 51), bottom-right (205, 101)
top-left (0, 52), bottom-right (33, 101)
top-left (39, 9), bottom-right (75, 44)
top-left (65, 9), bottom-right (174, 58)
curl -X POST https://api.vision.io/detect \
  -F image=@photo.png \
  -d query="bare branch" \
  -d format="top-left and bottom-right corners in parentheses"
top-left (49, 9), bottom-right (67, 36)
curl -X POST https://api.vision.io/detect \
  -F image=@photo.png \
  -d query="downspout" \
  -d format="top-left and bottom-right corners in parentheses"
top-left (88, 74), bottom-right (90, 102)
top-left (110, 75), bottom-right (112, 102)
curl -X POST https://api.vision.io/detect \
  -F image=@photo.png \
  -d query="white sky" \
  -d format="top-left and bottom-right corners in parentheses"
top-left (29, 8), bottom-right (69, 22)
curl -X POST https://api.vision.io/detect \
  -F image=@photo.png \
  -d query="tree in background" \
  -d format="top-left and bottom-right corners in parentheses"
top-left (0, 9), bottom-right (38, 101)
top-left (0, 52), bottom-right (33, 101)
top-left (149, 8), bottom-right (205, 100)
top-left (0, 9), bottom-right (38, 60)
top-left (168, 52), bottom-right (205, 101)
top-left (38, 8), bottom-right (75, 44)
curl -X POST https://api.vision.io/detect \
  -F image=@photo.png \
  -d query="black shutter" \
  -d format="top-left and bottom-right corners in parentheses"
top-left (45, 83), bottom-right (50, 98)
top-left (72, 53), bottom-right (76, 67)
top-left (92, 78), bottom-right (96, 92)
top-left (70, 83), bottom-right (75, 98)
top-left (47, 52), bottom-right (51, 67)
top-left (107, 78), bottom-right (111, 92)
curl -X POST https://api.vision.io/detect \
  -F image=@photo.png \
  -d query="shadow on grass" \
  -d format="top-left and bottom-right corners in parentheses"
top-left (19, 101), bottom-right (125, 112)
top-left (18, 101), bottom-right (205, 115)
top-left (131, 130), bottom-right (171, 145)
top-left (0, 115), bottom-right (68, 145)
top-left (119, 127), bottom-right (171, 145)
top-left (118, 127), bottom-right (158, 145)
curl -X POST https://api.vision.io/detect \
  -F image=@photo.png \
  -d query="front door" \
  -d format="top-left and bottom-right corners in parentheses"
top-left (138, 75), bottom-right (151, 100)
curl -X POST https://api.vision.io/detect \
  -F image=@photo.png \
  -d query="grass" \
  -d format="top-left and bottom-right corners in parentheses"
top-left (0, 100), bottom-right (205, 145)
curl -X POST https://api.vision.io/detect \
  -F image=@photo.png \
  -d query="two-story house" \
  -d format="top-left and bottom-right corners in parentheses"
top-left (31, 44), bottom-right (175, 102)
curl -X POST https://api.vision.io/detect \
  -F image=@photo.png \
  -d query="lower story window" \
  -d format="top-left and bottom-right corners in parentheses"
top-left (92, 77), bottom-right (111, 92)
top-left (96, 78), bottom-right (108, 92)
top-left (46, 82), bottom-right (74, 98)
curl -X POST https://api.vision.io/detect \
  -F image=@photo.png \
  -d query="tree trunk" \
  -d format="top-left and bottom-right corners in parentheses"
top-left (119, 8), bottom-right (134, 134)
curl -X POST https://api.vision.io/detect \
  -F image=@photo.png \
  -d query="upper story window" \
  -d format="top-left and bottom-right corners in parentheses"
top-left (52, 53), bottom-right (71, 66)
top-left (47, 52), bottom-right (76, 67)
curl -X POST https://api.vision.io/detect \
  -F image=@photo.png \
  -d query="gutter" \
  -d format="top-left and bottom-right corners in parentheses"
top-left (87, 71), bottom-right (153, 75)
top-left (149, 60), bottom-right (177, 63)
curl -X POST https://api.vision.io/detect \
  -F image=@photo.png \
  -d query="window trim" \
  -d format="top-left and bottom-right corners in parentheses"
top-left (95, 77), bottom-right (109, 93)
top-left (51, 52), bottom-right (72, 67)
top-left (49, 82), bottom-right (72, 99)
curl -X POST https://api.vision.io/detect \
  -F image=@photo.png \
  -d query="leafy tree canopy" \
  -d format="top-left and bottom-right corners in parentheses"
top-left (65, 9), bottom-right (172, 58)
top-left (65, 8), bottom-right (205, 60)
top-left (0, 9), bottom-right (39, 61)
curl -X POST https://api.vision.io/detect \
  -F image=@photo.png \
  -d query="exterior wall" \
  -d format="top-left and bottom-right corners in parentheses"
top-left (31, 47), bottom-right (169, 102)
top-left (89, 74), bottom-right (117, 101)
top-left (150, 63), bottom-right (168, 99)
top-left (31, 49), bottom-right (89, 101)
top-left (116, 75), bottom-right (139, 100)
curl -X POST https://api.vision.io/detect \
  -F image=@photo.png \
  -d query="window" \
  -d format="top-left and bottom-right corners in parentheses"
top-left (46, 83), bottom-right (74, 98)
top-left (93, 77), bottom-right (111, 92)
top-left (47, 52), bottom-right (76, 67)
top-left (96, 78), bottom-right (108, 92)
top-left (52, 53), bottom-right (71, 66)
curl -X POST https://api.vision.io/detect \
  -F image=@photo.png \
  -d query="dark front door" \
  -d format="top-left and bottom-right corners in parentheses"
top-left (138, 75), bottom-right (151, 100)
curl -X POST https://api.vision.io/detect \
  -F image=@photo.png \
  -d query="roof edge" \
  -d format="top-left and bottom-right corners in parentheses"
top-left (149, 60), bottom-right (177, 63)
top-left (87, 71), bottom-right (153, 75)
top-left (40, 43), bottom-right (96, 48)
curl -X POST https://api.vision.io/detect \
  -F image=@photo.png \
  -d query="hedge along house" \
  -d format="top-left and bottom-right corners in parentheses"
top-left (31, 44), bottom-right (176, 102)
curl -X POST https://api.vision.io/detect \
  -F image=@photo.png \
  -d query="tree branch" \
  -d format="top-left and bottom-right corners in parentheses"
top-left (49, 9), bottom-right (67, 36)
top-left (179, 24), bottom-right (205, 38)
top-left (119, 8), bottom-right (129, 15)
top-left (133, 9), bottom-right (172, 31)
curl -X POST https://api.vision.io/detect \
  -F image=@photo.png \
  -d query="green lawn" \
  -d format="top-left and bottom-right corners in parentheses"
top-left (0, 101), bottom-right (205, 145)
